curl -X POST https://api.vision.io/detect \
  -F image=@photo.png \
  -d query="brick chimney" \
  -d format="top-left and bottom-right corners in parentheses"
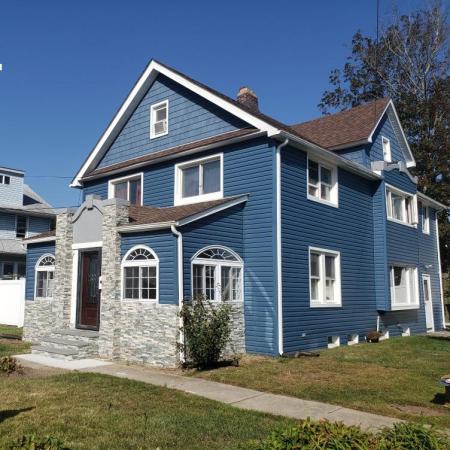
top-left (236, 87), bottom-right (259, 112)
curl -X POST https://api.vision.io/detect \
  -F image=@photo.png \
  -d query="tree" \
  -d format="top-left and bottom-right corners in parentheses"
top-left (319, 3), bottom-right (449, 272)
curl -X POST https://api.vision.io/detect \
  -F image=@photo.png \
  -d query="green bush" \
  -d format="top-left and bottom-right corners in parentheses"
top-left (0, 356), bottom-right (22, 375)
top-left (178, 295), bottom-right (232, 369)
top-left (8, 434), bottom-right (67, 450)
top-left (244, 419), bottom-right (450, 450)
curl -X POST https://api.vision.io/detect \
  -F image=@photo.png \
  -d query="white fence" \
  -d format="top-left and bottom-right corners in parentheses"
top-left (0, 279), bottom-right (25, 327)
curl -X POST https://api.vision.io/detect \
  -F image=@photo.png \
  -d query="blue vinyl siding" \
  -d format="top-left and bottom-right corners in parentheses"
top-left (25, 241), bottom-right (55, 300)
top-left (336, 145), bottom-right (369, 167)
top-left (369, 115), bottom-right (404, 163)
top-left (0, 212), bottom-right (16, 239)
top-left (120, 230), bottom-right (178, 305)
top-left (97, 74), bottom-right (247, 169)
top-left (28, 216), bottom-right (52, 236)
top-left (281, 146), bottom-right (379, 352)
top-left (83, 179), bottom-right (108, 201)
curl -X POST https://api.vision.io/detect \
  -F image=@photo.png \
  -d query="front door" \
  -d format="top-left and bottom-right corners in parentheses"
top-left (77, 250), bottom-right (101, 330)
top-left (422, 275), bottom-right (434, 332)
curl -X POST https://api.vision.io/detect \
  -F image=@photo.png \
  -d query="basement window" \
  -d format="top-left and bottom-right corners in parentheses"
top-left (347, 334), bottom-right (359, 346)
top-left (379, 330), bottom-right (390, 341)
top-left (402, 327), bottom-right (411, 337)
top-left (328, 336), bottom-right (340, 349)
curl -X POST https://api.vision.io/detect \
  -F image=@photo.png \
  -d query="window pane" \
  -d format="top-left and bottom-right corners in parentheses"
top-left (221, 266), bottom-right (231, 301)
top-left (423, 278), bottom-right (430, 302)
top-left (308, 185), bottom-right (318, 197)
top-left (155, 105), bottom-right (167, 121)
top-left (325, 279), bottom-right (334, 301)
top-left (36, 272), bottom-right (45, 297)
top-left (321, 166), bottom-right (332, 185)
top-left (129, 179), bottom-right (141, 205)
top-left (16, 216), bottom-right (27, 238)
top-left (405, 197), bottom-right (412, 224)
top-left (232, 267), bottom-right (242, 301)
top-left (202, 160), bottom-right (220, 194)
top-left (310, 253), bottom-right (320, 277)
top-left (325, 255), bottom-right (335, 278)
top-left (124, 267), bottom-right (139, 299)
top-left (47, 271), bottom-right (54, 298)
top-left (193, 264), bottom-right (203, 298)
top-left (308, 160), bottom-right (319, 185)
top-left (114, 182), bottom-right (128, 200)
top-left (391, 194), bottom-right (403, 221)
top-left (182, 165), bottom-right (199, 197)
top-left (320, 184), bottom-right (331, 201)
top-left (393, 267), bottom-right (407, 303)
top-left (205, 265), bottom-right (215, 300)
top-left (311, 279), bottom-right (319, 300)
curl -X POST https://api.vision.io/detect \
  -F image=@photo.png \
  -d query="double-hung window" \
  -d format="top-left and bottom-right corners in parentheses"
top-left (191, 247), bottom-right (243, 302)
top-left (382, 136), bottom-right (392, 162)
top-left (150, 100), bottom-right (168, 138)
top-left (389, 265), bottom-right (419, 309)
top-left (122, 246), bottom-right (158, 301)
top-left (0, 174), bottom-right (10, 184)
top-left (35, 255), bottom-right (55, 299)
top-left (386, 185), bottom-right (417, 226)
top-left (16, 215), bottom-right (27, 238)
top-left (109, 174), bottom-right (142, 205)
top-left (421, 203), bottom-right (430, 234)
top-left (307, 159), bottom-right (338, 206)
top-left (175, 154), bottom-right (223, 205)
top-left (309, 247), bottom-right (341, 307)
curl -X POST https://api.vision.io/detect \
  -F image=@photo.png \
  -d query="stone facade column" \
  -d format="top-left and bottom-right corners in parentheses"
top-left (53, 210), bottom-right (75, 328)
top-left (97, 198), bottom-right (129, 359)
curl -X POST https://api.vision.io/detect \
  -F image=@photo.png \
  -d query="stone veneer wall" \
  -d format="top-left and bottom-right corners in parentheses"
top-left (228, 303), bottom-right (246, 355)
top-left (23, 299), bottom-right (59, 343)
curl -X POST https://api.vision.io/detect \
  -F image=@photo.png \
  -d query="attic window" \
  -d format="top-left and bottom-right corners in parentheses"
top-left (0, 175), bottom-right (10, 185)
top-left (150, 100), bottom-right (168, 138)
top-left (382, 136), bottom-right (391, 162)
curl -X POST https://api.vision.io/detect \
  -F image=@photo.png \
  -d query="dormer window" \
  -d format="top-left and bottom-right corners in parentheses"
top-left (108, 174), bottom-right (143, 205)
top-left (0, 175), bottom-right (10, 185)
top-left (382, 136), bottom-right (391, 162)
top-left (175, 154), bottom-right (223, 205)
top-left (150, 100), bottom-right (168, 138)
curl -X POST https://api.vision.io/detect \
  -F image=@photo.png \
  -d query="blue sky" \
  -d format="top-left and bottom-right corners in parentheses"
top-left (0, 0), bottom-right (425, 207)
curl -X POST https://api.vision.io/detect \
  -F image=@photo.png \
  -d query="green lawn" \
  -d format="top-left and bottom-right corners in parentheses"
top-left (0, 324), bottom-right (23, 338)
top-left (0, 326), bottom-right (29, 358)
top-left (192, 335), bottom-right (450, 429)
top-left (0, 372), bottom-right (294, 449)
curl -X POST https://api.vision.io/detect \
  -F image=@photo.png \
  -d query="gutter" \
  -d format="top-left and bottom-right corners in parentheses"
top-left (276, 138), bottom-right (289, 356)
top-left (417, 192), bottom-right (447, 211)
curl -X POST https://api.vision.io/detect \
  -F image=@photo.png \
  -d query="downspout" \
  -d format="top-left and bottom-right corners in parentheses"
top-left (276, 138), bottom-right (289, 355)
top-left (435, 215), bottom-right (446, 328)
top-left (171, 225), bottom-right (184, 361)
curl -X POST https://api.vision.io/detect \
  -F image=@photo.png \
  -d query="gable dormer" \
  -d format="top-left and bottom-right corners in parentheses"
top-left (0, 167), bottom-right (24, 208)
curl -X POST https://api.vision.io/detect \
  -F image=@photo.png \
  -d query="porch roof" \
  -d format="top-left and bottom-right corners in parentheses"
top-left (22, 230), bottom-right (56, 244)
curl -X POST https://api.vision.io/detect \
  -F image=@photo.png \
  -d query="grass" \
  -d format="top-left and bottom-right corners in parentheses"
top-left (0, 324), bottom-right (23, 338)
top-left (192, 336), bottom-right (450, 429)
top-left (0, 372), bottom-right (294, 449)
top-left (0, 325), bottom-right (29, 358)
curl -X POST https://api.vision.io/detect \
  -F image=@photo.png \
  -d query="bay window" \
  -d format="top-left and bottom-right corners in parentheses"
top-left (389, 265), bottom-right (419, 309)
top-left (309, 247), bottom-right (341, 307)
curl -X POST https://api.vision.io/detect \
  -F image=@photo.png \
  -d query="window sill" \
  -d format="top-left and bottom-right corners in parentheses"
top-left (422, 230), bottom-right (430, 235)
top-left (121, 299), bottom-right (158, 303)
top-left (307, 194), bottom-right (338, 209)
top-left (175, 191), bottom-right (223, 206)
top-left (150, 130), bottom-right (169, 140)
top-left (387, 217), bottom-right (417, 228)
top-left (34, 297), bottom-right (54, 301)
top-left (310, 302), bottom-right (342, 308)
top-left (391, 303), bottom-right (420, 311)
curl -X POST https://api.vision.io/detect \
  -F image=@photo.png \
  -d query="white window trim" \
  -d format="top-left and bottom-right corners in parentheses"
top-left (174, 153), bottom-right (223, 206)
top-left (306, 157), bottom-right (339, 208)
top-left (190, 245), bottom-right (243, 303)
top-left (385, 184), bottom-right (418, 228)
top-left (150, 99), bottom-right (169, 139)
top-left (382, 136), bottom-right (392, 162)
top-left (309, 246), bottom-right (342, 308)
top-left (108, 172), bottom-right (144, 206)
top-left (34, 253), bottom-right (55, 300)
top-left (121, 245), bottom-right (159, 302)
top-left (389, 264), bottom-right (419, 310)
top-left (421, 204), bottom-right (430, 234)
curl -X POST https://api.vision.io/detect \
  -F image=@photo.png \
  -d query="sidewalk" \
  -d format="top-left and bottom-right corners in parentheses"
top-left (16, 354), bottom-right (400, 431)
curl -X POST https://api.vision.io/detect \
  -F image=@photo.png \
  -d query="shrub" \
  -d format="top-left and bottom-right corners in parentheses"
top-left (244, 419), bottom-right (450, 450)
top-left (8, 434), bottom-right (67, 450)
top-left (377, 422), bottom-right (450, 450)
top-left (178, 295), bottom-right (232, 369)
top-left (0, 356), bottom-right (22, 375)
top-left (366, 330), bottom-right (381, 343)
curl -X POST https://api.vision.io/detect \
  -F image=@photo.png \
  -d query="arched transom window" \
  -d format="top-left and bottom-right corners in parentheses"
top-left (122, 246), bottom-right (158, 301)
top-left (192, 246), bottom-right (243, 302)
top-left (35, 254), bottom-right (55, 299)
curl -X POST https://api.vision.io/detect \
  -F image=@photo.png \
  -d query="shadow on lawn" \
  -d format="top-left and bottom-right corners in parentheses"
top-left (431, 393), bottom-right (448, 406)
top-left (0, 407), bottom-right (34, 424)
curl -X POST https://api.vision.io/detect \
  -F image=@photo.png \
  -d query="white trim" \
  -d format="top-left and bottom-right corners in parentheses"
top-left (171, 225), bottom-right (184, 362)
top-left (347, 334), bottom-right (359, 346)
top-left (121, 245), bottom-right (159, 302)
top-left (276, 139), bottom-right (288, 356)
top-left (401, 327), bottom-right (411, 337)
top-left (328, 336), bottom-right (340, 349)
top-left (389, 265), bottom-right (419, 309)
top-left (422, 273), bottom-right (435, 332)
top-left (70, 60), bottom-right (280, 186)
top-left (435, 217), bottom-right (446, 328)
top-left (72, 241), bottom-right (103, 250)
top-left (70, 250), bottom-right (79, 326)
top-left (190, 245), bottom-right (244, 303)
top-left (421, 204), bottom-right (430, 234)
top-left (308, 246), bottom-right (342, 307)
top-left (150, 99), bottom-right (169, 139)
top-left (417, 192), bottom-right (447, 211)
top-left (34, 253), bottom-right (55, 300)
top-left (174, 153), bottom-right (223, 206)
top-left (382, 136), bottom-right (392, 162)
top-left (107, 172), bottom-right (144, 206)
top-left (385, 184), bottom-right (418, 227)
top-left (23, 236), bottom-right (56, 245)
top-left (306, 156), bottom-right (339, 208)
top-left (379, 330), bottom-right (390, 341)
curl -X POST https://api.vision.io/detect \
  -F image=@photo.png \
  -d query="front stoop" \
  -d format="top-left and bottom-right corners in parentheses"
top-left (31, 329), bottom-right (99, 360)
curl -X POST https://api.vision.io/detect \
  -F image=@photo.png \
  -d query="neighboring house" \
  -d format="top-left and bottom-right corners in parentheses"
top-left (23, 60), bottom-right (447, 366)
top-left (0, 166), bottom-right (55, 279)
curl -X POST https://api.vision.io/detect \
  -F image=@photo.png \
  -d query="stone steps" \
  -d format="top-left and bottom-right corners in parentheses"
top-left (31, 328), bottom-right (100, 360)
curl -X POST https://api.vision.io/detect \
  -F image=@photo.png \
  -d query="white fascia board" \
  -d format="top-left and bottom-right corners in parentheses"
top-left (277, 131), bottom-right (382, 181)
top-left (71, 60), bottom-right (280, 186)
top-left (117, 221), bottom-right (175, 233)
top-left (23, 236), bottom-right (56, 245)
top-left (417, 192), bottom-right (447, 211)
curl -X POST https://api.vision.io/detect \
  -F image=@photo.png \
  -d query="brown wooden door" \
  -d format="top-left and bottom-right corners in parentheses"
top-left (78, 250), bottom-right (101, 330)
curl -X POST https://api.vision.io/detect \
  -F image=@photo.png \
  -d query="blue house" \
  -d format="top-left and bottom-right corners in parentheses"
top-left (23, 60), bottom-right (447, 366)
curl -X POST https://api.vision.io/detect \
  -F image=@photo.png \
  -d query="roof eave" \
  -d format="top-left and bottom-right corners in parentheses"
top-left (23, 236), bottom-right (56, 245)
top-left (417, 192), bottom-right (447, 211)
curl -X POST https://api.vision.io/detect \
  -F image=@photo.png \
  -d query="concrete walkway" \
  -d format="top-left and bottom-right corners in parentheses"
top-left (16, 354), bottom-right (400, 431)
